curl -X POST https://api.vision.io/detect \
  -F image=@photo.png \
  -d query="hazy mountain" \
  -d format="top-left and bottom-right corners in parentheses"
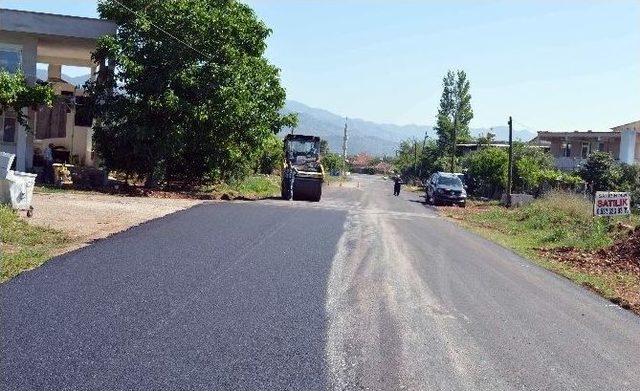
top-left (470, 126), bottom-right (537, 143)
top-left (281, 100), bottom-right (430, 156)
top-left (36, 69), bottom-right (89, 86)
top-left (282, 100), bottom-right (536, 156)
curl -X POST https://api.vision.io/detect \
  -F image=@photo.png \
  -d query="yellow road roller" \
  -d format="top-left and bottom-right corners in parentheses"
top-left (281, 134), bottom-right (324, 202)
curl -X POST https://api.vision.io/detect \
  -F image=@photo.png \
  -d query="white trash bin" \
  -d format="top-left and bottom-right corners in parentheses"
top-left (0, 152), bottom-right (37, 217)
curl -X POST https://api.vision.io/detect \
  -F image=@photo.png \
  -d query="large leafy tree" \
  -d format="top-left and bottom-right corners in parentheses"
top-left (393, 138), bottom-right (445, 181)
top-left (87, 0), bottom-right (296, 185)
top-left (434, 70), bottom-right (473, 172)
top-left (463, 147), bottom-right (508, 198)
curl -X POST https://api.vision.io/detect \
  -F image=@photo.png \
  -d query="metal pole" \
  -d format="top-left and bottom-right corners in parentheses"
top-left (419, 133), bottom-right (428, 180)
top-left (342, 117), bottom-right (348, 175)
top-left (413, 139), bottom-right (418, 176)
top-left (507, 116), bottom-right (514, 204)
top-left (451, 120), bottom-right (457, 172)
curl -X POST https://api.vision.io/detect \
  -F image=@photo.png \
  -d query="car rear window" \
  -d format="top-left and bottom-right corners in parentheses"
top-left (438, 176), bottom-right (463, 188)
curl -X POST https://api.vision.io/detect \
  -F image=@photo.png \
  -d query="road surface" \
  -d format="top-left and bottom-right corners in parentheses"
top-left (2, 175), bottom-right (639, 390)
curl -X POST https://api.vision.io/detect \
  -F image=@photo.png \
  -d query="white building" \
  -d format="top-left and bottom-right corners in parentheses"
top-left (611, 120), bottom-right (640, 165)
top-left (0, 8), bottom-right (116, 172)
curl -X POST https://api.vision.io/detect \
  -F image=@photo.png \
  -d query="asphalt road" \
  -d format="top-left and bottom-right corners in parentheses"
top-left (2, 175), bottom-right (640, 390)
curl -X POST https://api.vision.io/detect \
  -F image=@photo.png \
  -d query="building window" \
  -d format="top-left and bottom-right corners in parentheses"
top-left (581, 142), bottom-right (591, 159)
top-left (561, 142), bottom-right (571, 157)
top-left (1, 114), bottom-right (17, 143)
top-left (0, 44), bottom-right (22, 73)
top-left (598, 142), bottom-right (606, 152)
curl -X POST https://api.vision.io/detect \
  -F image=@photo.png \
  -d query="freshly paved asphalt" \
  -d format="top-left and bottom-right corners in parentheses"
top-left (2, 175), bottom-right (640, 390)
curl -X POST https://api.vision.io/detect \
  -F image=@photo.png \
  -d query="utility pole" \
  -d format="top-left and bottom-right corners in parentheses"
top-left (419, 133), bottom-right (428, 179)
top-left (413, 139), bottom-right (418, 177)
top-left (450, 120), bottom-right (457, 173)
top-left (507, 116), bottom-right (514, 204)
top-left (342, 117), bottom-right (348, 175)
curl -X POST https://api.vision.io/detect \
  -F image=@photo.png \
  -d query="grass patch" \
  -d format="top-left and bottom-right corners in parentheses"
top-left (443, 192), bottom-right (640, 310)
top-left (202, 175), bottom-right (281, 199)
top-left (325, 174), bottom-right (349, 185)
top-left (1, 205), bottom-right (70, 282)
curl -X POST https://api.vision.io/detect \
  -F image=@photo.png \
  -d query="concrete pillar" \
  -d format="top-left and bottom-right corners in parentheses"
top-left (620, 130), bottom-right (637, 164)
top-left (47, 63), bottom-right (62, 80)
top-left (20, 38), bottom-right (38, 84)
top-left (15, 110), bottom-right (28, 172)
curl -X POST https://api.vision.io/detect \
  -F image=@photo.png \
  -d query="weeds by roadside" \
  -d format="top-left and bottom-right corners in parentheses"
top-left (442, 192), bottom-right (640, 314)
top-left (201, 175), bottom-right (280, 199)
top-left (0, 205), bottom-right (69, 282)
top-left (324, 175), bottom-right (349, 186)
top-left (35, 175), bottom-right (283, 201)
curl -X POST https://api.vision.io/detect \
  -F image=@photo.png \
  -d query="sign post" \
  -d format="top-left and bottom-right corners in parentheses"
top-left (593, 191), bottom-right (631, 217)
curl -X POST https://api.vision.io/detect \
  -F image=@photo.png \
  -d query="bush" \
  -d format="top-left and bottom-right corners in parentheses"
top-left (322, 153), bottom-right (345, 176)
top-left (517, 191), bottom-right (611, 250)
top-left (255, 134), bottom-right (284, 175)
top-left (618, 163), bottom-right (640, 206)
top-left (463, 147), bottom-right (508, 198)
top-left (512, 143), bottom-right (555, 193)
top-left (578, 152), bottom-right (620, 195)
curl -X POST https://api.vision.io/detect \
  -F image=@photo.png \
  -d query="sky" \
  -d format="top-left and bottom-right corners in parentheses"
top-left (3, 0), bottom-right (639, 132)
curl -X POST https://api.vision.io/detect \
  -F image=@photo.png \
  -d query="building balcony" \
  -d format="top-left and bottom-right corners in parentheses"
top-left (554, 157), bottom-right (585, 171)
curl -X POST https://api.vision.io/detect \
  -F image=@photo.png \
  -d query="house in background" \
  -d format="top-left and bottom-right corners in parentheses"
top-left (533, 120), bottom-right (640, 171)
top-left (0, 8), bottom-right (115, 172)
top-left (457, 142), bottom-right (549, 156)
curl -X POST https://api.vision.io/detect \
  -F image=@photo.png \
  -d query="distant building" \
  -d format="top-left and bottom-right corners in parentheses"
top-left (532, 120), bottom-right (640, 171)
top-left (350, 152), bottom-right (374, 169)
top-left (0, 9), bottom-right (116, 171)
top-left (373, 161), bottom-right (392, 174)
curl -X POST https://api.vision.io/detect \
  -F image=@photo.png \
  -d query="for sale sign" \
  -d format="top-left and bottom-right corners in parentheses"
top-left (594, 191), bottom-right (631, 216)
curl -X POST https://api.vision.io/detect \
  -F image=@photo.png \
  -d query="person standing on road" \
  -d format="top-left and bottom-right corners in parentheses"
top-left (285, 162), bottom-right (295, 200)
top-left (393, 176), bottom-right (402, 196)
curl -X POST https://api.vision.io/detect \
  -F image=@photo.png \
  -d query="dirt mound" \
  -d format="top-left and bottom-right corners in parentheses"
top-left (538, 226), bottom-right (640, 314)
top-left (596, 227), bottom-right (640, 273)
top-left (540, 226), bottom-right (640, 274)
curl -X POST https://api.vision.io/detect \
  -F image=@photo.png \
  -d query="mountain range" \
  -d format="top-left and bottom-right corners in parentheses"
top-left (281, 100), bottom-right (536, 156)
top-left (36, 69), bottom-right (90, 86)
top-left (36, 70), bottom-right (536, 155)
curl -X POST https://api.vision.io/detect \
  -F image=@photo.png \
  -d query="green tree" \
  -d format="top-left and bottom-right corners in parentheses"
top-left (319, 139), bottom-right (329, 155)
top-left (87, 0), bottom-right (296, 186)
top-left (255, 133), bottom-right (283, 175)
top-left (578, 152), bottom-right (620, 195)
top-left (477, 131), bottom-right (496, 146)
top-left (512, 143), bottom-right (555, 193)
top-left (616, 163), bottom-right (640, 205)
top-left (0, 70), bottom-right (54, 129)
top-left (463, 147), bottom-right (508, 198)
top-left (322, 152), bottom-right (345, 175)
top-left (393, 138), bottom-right (445, 181)
top-left (434, 70), bottom-right (473, 172)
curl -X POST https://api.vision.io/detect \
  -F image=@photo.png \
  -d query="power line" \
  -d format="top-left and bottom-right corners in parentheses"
top-left (110, 0), bottom-right (211, 59)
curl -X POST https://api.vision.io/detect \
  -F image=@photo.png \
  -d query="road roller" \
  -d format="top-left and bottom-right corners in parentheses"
top-left (281, 134), bottom-right (324, 202)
